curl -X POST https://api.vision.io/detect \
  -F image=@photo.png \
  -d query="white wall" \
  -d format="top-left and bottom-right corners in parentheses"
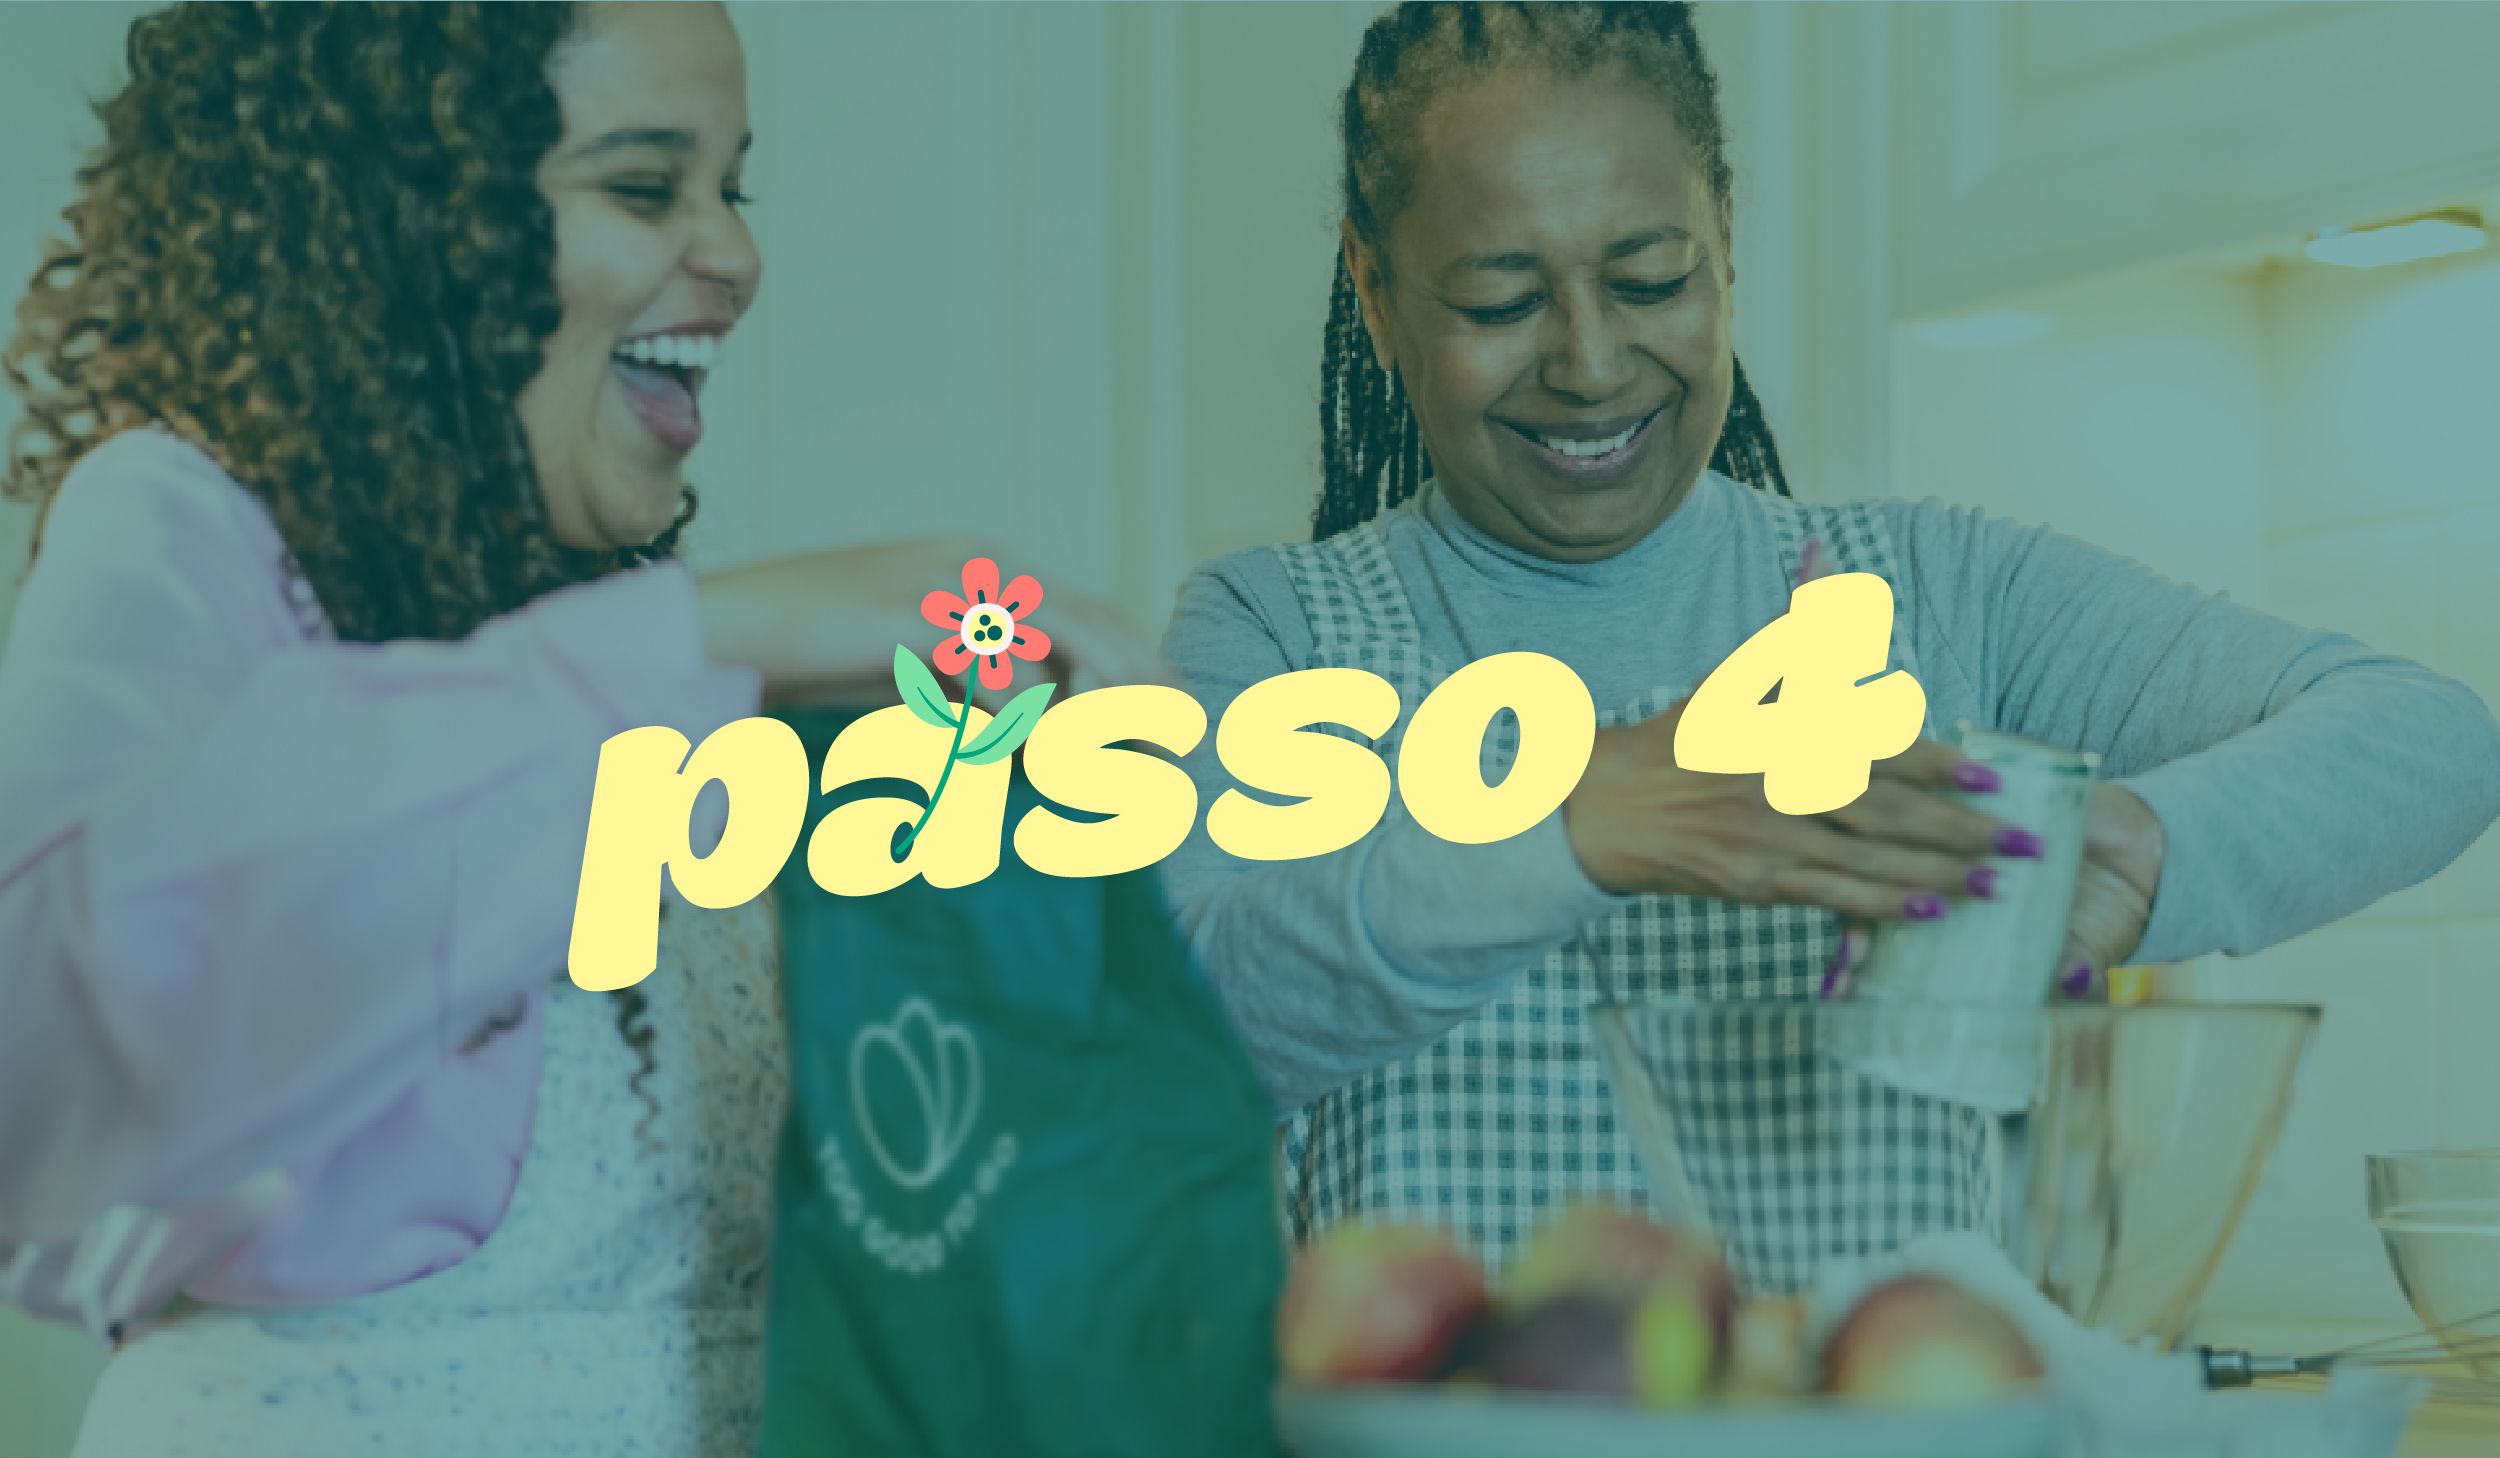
top-left (0, 6), bottom-right (168, 1448)
top-left (1890, 262), bottom-right (2273, 608)
top-left (0, 2), bottom-right (154, 642)
top-left (1169, 1), bottom-right (1373, 571)
top-left (703, 1), bottom-right (1141, 612)
top-left (718, 1), bottom-right (1390, 632)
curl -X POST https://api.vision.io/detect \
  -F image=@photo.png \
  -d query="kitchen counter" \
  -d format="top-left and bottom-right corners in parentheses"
top-left (2230, 1371), bottom-right (2497, 1458)
top-left (2388, 1395), bottom-right (2499, 1458)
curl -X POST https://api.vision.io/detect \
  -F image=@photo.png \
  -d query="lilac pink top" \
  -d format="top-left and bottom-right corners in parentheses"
top-left (0, 426), bottom-right (762, 1334)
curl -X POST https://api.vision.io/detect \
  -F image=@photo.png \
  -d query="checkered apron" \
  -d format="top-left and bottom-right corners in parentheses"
top-left (1269, 492), bottom-right (1995, 1289)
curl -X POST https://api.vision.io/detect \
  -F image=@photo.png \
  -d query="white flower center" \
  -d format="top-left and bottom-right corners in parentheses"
top-left (960, 603), bottom-right (1016, 657)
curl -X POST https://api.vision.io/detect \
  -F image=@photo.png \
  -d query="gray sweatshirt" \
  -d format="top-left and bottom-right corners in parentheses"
top-left (1158, 473), bottom-right (2500, 1113)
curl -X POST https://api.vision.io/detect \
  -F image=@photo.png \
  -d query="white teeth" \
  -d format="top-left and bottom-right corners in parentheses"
top-left (1535, 421), bottom-right (1640, 458)
top-left (612, 333), bottom-right (724, 371)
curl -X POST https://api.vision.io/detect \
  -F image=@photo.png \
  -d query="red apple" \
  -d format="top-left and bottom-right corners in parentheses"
top-left (1478, 1206), bottom-right (1736, 1407)
top-left (1504, 1204), bottom-right (1734, 1317)
top-left (1278, 1223), bottom-right (1490, 1385)
top-left (1819, 1273), bottom-right (2046, 1409)
top-left (1480, 1284), bottom-right (1719, 1407)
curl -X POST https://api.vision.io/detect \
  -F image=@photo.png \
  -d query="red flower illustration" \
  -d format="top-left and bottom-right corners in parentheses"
top-left (920, 557), bottom-right (1053, 693)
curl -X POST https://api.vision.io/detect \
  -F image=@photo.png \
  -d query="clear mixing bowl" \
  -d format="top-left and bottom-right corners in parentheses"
top-left (1591, 999), bottom-right (2319, 1347)
top-left (2366, 1147), bottom-right (2500, 1381)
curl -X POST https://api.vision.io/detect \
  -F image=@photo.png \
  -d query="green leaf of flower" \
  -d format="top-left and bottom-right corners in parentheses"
top-left (894, 645), bottom-right (958, 730)
top-left (959, 682), bottom-right (1057, 765)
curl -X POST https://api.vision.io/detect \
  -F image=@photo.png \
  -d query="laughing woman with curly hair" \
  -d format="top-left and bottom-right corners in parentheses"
top-left (0, 4), bottom-right (1153, 1453)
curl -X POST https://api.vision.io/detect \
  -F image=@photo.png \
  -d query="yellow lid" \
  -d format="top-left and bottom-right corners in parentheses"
top-left (2107, 964), bottom-right (2160, 1006)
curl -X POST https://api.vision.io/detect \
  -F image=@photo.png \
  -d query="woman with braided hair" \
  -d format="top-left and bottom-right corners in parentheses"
top-left (0, 4), bottom-right (1157, 1452)
top-left (1159, 1), bottom-right (2500, 1275)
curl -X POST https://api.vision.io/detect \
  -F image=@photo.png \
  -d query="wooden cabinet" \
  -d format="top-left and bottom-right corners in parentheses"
top-left (1892, 2), bottom-right (2500, 317)
top-left (1709, 1), bottom-right (2500, 502)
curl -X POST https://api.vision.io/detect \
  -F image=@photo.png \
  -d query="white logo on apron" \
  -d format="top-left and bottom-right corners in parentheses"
top-left (819, 997), bottom-right (1018, 1277)
top-left (849, 998), bottom-right (983, 1191)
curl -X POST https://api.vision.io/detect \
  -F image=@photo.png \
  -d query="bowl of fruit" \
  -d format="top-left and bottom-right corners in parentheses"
top-left (1275, 1206), bottom-right (2064, 1458)
top-left (1274, 998), bottom-right (2322, 1456)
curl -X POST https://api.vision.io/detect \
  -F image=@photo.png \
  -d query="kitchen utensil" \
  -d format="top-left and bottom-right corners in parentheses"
top-left (1592, 999), bottom-right (2318, 1346)
top-left (2199, 1310), bottom-right (2500, 1408)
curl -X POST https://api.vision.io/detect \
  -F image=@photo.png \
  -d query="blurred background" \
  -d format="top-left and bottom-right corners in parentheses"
top-left (4, 3), bottom-right (2499, 1450)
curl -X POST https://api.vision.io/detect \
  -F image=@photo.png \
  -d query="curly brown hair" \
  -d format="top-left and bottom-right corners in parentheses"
top-left (3, 1), bottom-right (678, 1127)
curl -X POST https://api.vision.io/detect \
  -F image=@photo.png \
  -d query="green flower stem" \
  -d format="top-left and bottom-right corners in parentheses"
top-left (897, 673), bottom-right (973, 856)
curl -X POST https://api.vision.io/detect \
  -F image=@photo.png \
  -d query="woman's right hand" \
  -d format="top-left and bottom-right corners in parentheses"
top-left (1560, 697), bottom-right (2038, 922)
top-left (693, 538), bottom-right (1170, 707)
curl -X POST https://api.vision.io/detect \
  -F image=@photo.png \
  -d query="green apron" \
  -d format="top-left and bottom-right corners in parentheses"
top-left (759, 707), bottom-right (1284, 1458)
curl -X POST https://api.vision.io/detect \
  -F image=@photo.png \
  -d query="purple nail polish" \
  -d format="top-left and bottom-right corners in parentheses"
top-left (1996, 827), bottom-right (2044, 859)
top-left (1966, 865), bottom-right (1998, 898)
top-left (1820, 927), bottom-right (1863, 999)
top-left (1794, 539), bottom-right (1823, 588)
top-left (2059, 962), bottom-right (2097, 999)
top-left (1904, 893), bottom-right (1947, 921)
top-left (1953, 762), bottom-right (2002, 793)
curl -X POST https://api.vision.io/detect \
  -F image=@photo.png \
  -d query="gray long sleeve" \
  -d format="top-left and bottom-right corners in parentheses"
top-left (1159, 478), bottom-right (2500, 1111)
top-left (1900, 504), bottom-right (2500, 962)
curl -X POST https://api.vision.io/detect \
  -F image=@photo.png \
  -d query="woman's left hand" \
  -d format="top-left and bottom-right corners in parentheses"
top-left (2057, 783), bottom-right (2167, 995)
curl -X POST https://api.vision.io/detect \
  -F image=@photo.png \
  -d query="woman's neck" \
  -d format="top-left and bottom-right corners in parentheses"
top-left (1415, 473), bottom-right (1732, 593)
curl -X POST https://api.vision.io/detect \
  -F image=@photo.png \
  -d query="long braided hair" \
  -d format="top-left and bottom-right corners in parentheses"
top-left (1317, 2), bottom-right (1789, 541)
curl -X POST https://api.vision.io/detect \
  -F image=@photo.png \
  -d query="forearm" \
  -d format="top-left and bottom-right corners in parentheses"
top-left (696, 563), bottom-right (919, 705)
top-left (1918, 503), bottom-right (2500, 963)
top-left (2125, 653), bottom-right (2500, 960)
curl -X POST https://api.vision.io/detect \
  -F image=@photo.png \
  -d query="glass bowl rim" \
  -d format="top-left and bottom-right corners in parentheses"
top-left (2366, 1146), bottom-right (2500, 1165)
top-left (1588, 996), bottom-right (2322, 1026)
